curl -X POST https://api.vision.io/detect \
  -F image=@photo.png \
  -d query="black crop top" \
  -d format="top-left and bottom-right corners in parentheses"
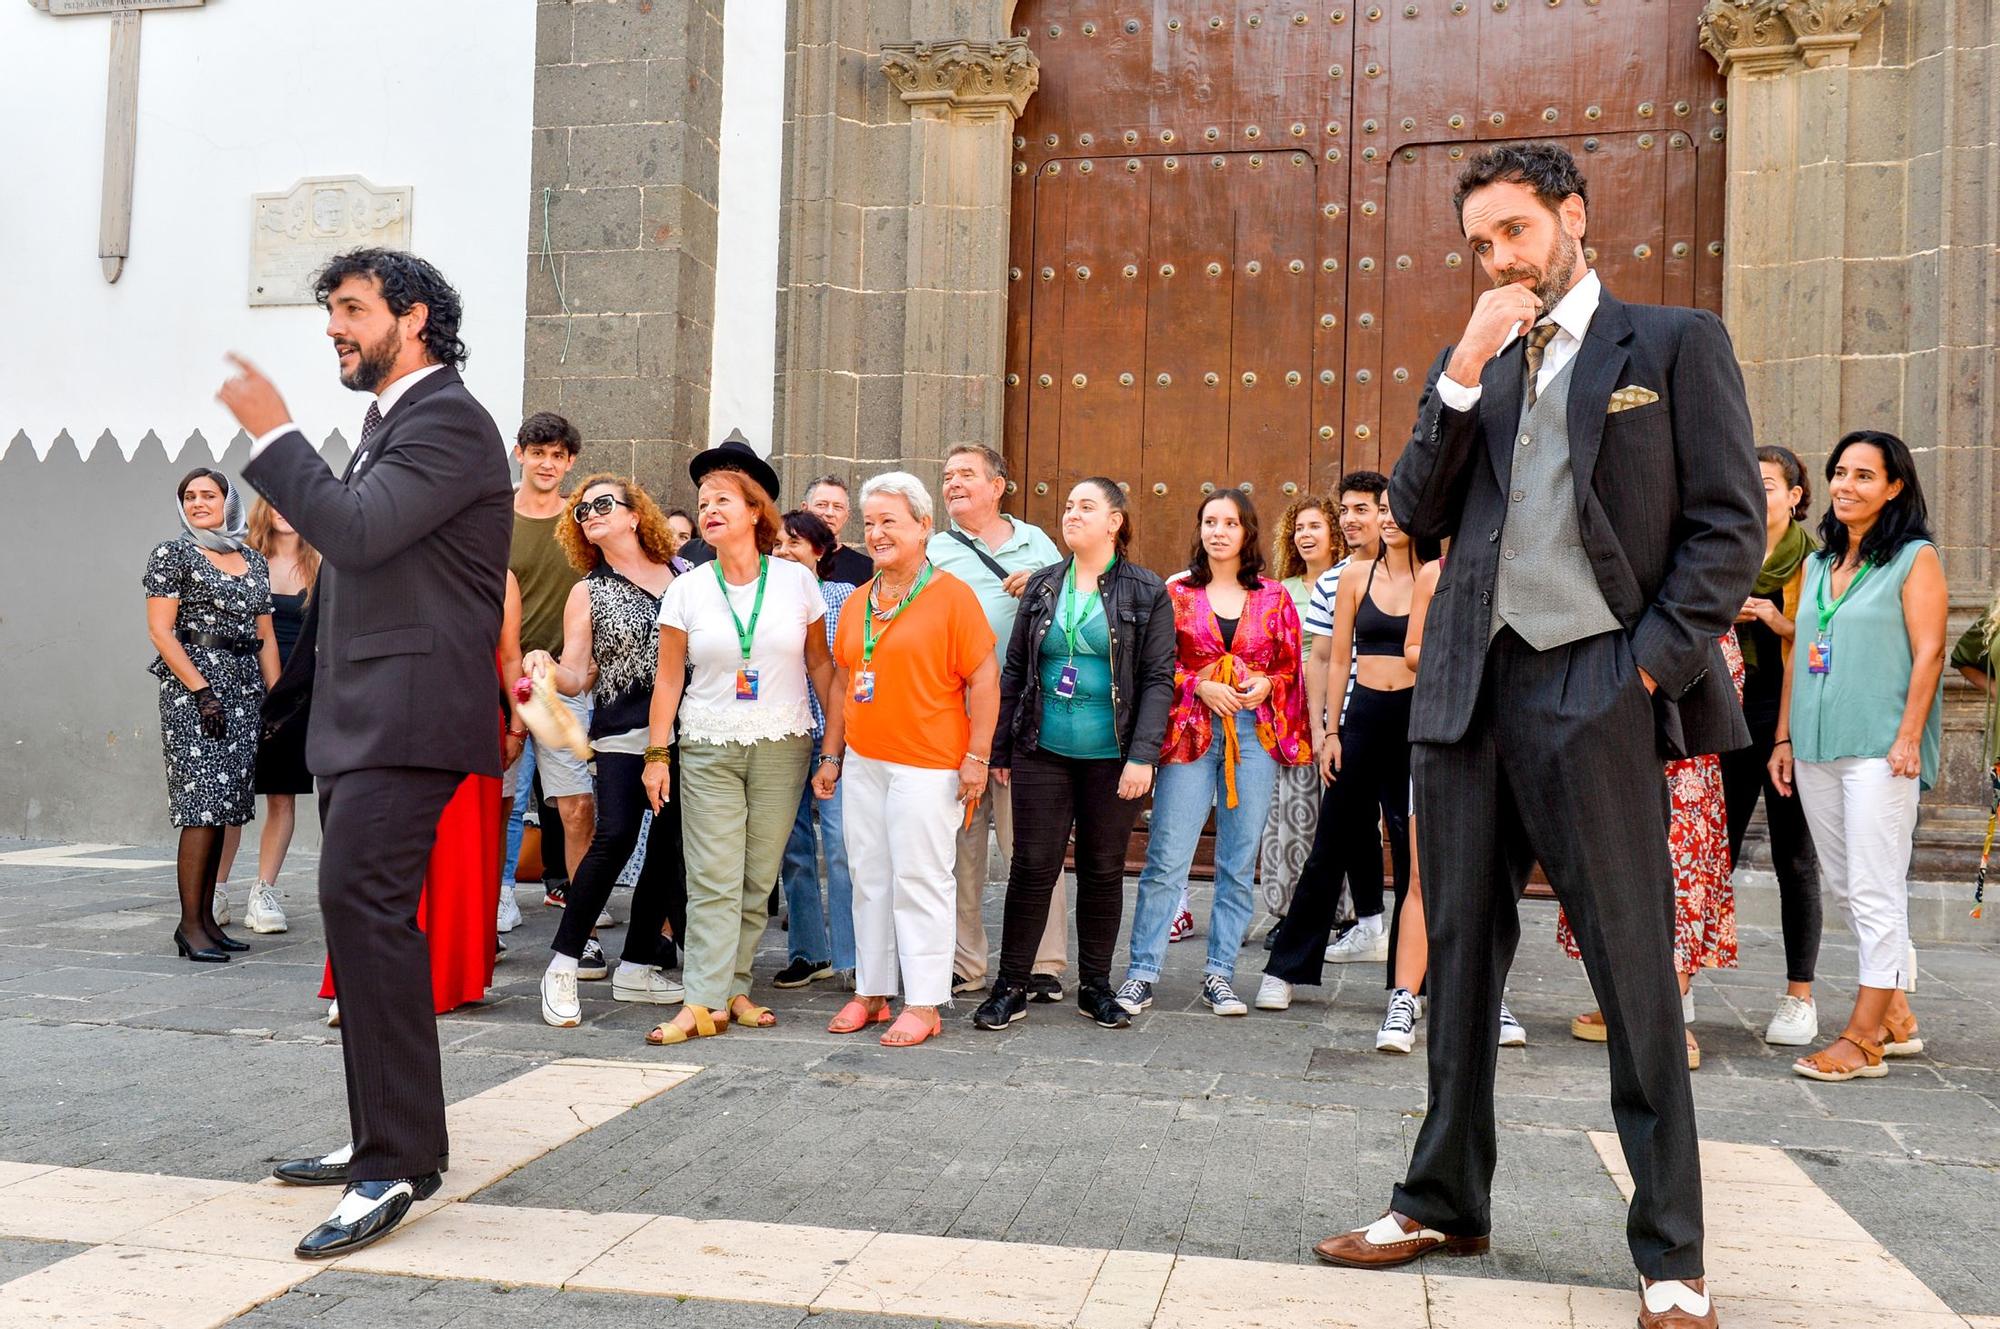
top-left (1352, 559), bottom-right (1409, 657)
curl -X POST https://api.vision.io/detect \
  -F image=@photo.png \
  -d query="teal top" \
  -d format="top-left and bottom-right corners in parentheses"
top-left (1789, 539), bottom-right (1943, 789)
top-left (1038, 596), bottom-right (1119, 759)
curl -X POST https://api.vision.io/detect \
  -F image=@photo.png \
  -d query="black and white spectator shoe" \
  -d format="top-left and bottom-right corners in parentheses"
top-left (294, 1172), bottom-right (443, 1259)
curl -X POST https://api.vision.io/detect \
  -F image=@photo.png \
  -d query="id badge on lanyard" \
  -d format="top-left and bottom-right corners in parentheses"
top-left (852, 670), bottom-right (876, 703)
top-left (1807, 637), bottom-right (1832, 675)
top-left (1054, 663), bottom-right (1079, 699)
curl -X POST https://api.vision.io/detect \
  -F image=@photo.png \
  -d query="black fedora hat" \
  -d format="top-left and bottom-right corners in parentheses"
top-left (690, 429), bottom-right (780, 502)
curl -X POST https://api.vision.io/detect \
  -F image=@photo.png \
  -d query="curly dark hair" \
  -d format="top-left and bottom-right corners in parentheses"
top-left (312, 248), bottom-right (468, 370)
top-left (1452, 143), bottom-right (1589, 223)
top-left (1184, 488), bottom-right (1266, 590)
top-left (1815, 430), bottom-right (1933, 569)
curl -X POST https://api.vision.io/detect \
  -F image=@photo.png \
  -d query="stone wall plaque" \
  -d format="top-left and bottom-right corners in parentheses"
top-left (249, 175), bottom-right (413, 307)
top-left (33, 0), bottom-right (204, 13)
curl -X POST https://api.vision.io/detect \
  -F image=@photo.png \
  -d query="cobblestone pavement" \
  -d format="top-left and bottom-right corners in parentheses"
top-left (0, 836), bottom-right (1996, 1321)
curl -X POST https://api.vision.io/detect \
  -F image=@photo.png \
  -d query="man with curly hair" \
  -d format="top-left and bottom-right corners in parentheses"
top-left (219, 248), bottom-right (513, 1260)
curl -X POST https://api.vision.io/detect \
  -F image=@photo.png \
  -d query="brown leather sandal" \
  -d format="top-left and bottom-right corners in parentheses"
top-left (1882, 1010), bottom-right (1924, 1057)
top-left (1793, 1030), bottom-right (1887, 1081)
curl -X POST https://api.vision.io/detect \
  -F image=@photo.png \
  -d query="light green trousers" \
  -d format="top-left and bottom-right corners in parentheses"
top-left (678, 734), bottom-right (813, 1011)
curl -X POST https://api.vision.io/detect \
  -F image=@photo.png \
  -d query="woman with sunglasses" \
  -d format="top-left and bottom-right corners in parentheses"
top-left (525, 475), bottom-right (693, 1029)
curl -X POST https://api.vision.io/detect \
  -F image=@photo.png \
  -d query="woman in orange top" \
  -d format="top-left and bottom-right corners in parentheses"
top-left (814, 471), bottom-right (999, 1048)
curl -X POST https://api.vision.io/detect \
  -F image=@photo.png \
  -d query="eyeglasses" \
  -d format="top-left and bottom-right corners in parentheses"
top-left (572, 495), bottom-right (631, 524)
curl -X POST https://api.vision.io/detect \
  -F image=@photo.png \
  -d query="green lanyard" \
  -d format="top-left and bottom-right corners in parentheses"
top-left (862, 561), bottom-right (934, 665)
top-left (1061, 557), bottom-right (1113, 659)
top-left (712, 556), bottom-right (769, 661)
top-left (1814, 558), bottom-right (1874, 638)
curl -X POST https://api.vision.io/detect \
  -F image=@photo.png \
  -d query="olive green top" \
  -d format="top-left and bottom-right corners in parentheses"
top-left (511, 512), bottom-right (580, 658)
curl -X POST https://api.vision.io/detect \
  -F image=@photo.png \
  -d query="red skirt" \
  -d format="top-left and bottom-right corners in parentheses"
top-left (319, 771), bottom-right (503, 1014)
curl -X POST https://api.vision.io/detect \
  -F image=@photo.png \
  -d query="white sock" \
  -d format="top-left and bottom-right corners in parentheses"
top-left (547, 954), bottom-right (579, 977)
top-left (1356, 913), bottom-right (1385, 935)
top-left (614, 960), bottom-right (653, 981)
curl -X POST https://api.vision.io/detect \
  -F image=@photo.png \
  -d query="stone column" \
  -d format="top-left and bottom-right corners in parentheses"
top-left (879, 38), bottom-right (1039, 460)
top-left (524, 0), bottom-right (725, 499)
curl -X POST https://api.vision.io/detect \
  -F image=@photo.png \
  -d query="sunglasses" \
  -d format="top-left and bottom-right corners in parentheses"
top-left (572, 495), bottom-right (632, 524)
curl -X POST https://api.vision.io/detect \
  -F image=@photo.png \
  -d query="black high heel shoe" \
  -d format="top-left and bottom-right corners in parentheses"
top-left (175, 929), bottom-right (229, 963)
top-left (204, 927), bottom-right (251, 953)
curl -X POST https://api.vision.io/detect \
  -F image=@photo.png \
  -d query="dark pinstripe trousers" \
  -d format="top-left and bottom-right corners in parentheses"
top-left (317, 766), bottom-right (463, 1182)
top-left (1391, 628), bottom-right (1704, 1281)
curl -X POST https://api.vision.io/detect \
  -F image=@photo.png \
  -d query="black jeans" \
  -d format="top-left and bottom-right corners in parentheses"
top-left (997, 747), bottom-right (1143, 987)
top-left (551, 750), bottom-right (685, 967)
top-left (1720, 697), bottom-right (1822, 984)
top-left (1267, 683), bottom-right (1414, 989)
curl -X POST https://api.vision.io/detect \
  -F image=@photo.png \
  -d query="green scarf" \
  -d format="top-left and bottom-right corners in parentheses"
top-left (1741, 521), bottom-right (1816, 672)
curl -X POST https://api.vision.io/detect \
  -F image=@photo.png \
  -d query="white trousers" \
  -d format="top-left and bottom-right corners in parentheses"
top-left (1794, 756), bottom-right (1921, 990)
top-left (842, 753), bottom-right (961, 1006)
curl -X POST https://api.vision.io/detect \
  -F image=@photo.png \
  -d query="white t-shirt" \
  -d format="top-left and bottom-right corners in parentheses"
top-left (656, 555), bottom-right (826, 745)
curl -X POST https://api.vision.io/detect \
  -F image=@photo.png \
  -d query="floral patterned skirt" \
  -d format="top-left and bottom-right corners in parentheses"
top-left (1558, 753), bottom-right (1738, 973)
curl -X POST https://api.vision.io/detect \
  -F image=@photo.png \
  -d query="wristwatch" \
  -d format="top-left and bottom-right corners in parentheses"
top-left (816, 753), bottom-right (843, 768)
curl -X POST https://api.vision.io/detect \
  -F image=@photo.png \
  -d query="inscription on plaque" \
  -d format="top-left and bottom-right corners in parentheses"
top-left (38, 0), bottom-right (206, 14)
top-left (249, 175), bottom-right (413, 307)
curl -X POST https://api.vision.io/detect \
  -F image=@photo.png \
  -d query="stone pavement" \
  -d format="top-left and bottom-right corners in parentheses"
top-left (0, 835), bottom-right (1996, 1325)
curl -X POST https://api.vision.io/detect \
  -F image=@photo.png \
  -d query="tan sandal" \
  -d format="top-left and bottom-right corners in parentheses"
top-left (728, 995), bottom-right (777, 1029)
top-left (1685, 1029), bottom-right (1701, 1072)
top-left (829, 999), bottom-right (893, 1034)
top-left (1882, 1010), bottom-right (1924, 1057)
top-left (1570, 1009), bottom-right (1608, 1042)
top-left (1793, 1030), bottom-right (1887, 1082)
top-left (881, 1007), bottom-right (942, 1047)
top-left (647, 1005), bottom-right (723, 1046)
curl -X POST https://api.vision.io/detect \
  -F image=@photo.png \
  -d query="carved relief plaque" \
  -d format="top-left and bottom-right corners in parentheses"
top-left (249, 175), bottom-right (412, 306)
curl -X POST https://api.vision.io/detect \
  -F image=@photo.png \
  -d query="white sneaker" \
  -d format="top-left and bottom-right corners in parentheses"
top-left (595, 907), bottom-right (616, 928)
top-left (211, 887), bottom-right (231, 927)
top-left (496, 885), bottom-right (522, 934)
top-left (612, 966), bottom-right (685, 1005)
top-left (245, 883), bottom-right (288, 934)
top-left (1254, 974), bottom-right (1294, 1011)
top-left (1325, 919), bottom-right (1388, 964)
top-left (1682, 987), bottom-right (1696, 1025)
top-left (1498, 1001), bottom-right (1527, 1047)
top-left (1764, 995), bottom-right (1819, 1047)
top-left (1376, 988), bottom-right (1419, 1054)
top-left (541, 967), bottom-right (581, 1027)
top-left (325, 999), bottom-right (340, 1028)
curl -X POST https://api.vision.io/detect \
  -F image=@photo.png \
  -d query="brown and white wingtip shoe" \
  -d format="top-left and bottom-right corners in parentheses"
top-left (1637, 1277), bottom-right (1718, 1328)
top-left (1311, 1209), bottom-right (1489, 1269)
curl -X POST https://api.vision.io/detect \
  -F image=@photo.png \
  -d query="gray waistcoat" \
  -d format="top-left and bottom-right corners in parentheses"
top-left (1490, 358), bottom-right (1622, 649)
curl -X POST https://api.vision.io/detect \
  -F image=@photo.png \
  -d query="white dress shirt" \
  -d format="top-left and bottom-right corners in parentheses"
top-left (250, 362), bottom-right (448, 458)
top-left (1435, 268), bottom-right (1601, 412)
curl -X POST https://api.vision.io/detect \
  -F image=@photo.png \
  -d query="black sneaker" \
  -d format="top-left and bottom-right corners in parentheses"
top-left (971, 982), bottom-right (1028, 1030)
top-left (1026, 974), bottom-right (1064, 1003)
top-left (577, 937), bottom-right (608, 981)
top-left (773, 957), bottom-right (832, 989)
top-left (1261, 924), bottom-right (1280, 952)
top-left (951, 972), bottom-right (984, 995)
top-left (1077, 980), bottom-right (1130, 1029)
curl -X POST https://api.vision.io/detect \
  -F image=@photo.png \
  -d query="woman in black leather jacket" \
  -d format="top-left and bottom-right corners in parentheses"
top-left (977, 478), bottom-right (1176, 1030)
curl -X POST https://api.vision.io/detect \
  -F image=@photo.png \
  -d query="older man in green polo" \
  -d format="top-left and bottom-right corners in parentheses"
top-left (926, 444), bottom-right (1067, 998)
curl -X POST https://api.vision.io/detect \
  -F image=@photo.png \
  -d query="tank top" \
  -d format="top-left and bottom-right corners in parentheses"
top-left (1353, 559), bottom-right (1410, 657)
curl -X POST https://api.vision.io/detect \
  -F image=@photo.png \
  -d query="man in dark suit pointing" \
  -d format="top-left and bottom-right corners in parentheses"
top-left (1310, 146), bottom-right (1762, 1329)
top-left (219, 249), bottom-right (512, 1259)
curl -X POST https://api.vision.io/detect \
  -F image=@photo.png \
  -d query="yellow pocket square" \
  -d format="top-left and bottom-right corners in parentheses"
top-left (1608, 385), bottom-right (1660, 413)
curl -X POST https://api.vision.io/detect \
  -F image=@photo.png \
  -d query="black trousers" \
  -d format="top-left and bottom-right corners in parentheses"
top-left (552, 750), bottom-right (685, 967)
top-left (535, 769), bottom-right (568, 883)
top-left (1394, 628), bottom-right (1702, 1281)
top-left (317, 766), bottom-right (464, 1182)
top-left (997, 747), bottom-right (1142, 987)
top-left (1266, 683), bottom-right (1414, 989)
top-left (1720, 697), bottom-right (1822, 984)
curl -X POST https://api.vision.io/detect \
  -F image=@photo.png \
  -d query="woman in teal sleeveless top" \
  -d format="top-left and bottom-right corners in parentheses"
top-left (1771, 431), bottom-right (1948, 1084)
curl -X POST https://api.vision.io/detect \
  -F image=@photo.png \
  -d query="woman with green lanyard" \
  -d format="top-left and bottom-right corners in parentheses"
top-left (1770, 430), bottom-right (1947, 1083)
top-left (643, 445), bottom-right (834, 1045)
top-left (974, 479), bottom-right (1176, 1032)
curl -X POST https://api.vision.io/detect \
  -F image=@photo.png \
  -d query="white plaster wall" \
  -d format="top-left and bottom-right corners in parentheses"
top-left (0, 0), bottom-right (535, 458)
top-left (705, 0), bottom-right (788, 457)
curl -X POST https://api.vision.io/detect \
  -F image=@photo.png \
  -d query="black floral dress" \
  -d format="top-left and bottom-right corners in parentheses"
top-left (144, 535), bottom-right (272, 827)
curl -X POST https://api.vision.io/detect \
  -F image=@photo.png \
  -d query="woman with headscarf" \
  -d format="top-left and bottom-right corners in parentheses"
top-left (144, 468), bottom-right (281, 962)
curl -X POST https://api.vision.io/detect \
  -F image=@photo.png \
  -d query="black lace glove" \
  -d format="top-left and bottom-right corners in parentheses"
top-left (192, 686), bottom-right (227, 740)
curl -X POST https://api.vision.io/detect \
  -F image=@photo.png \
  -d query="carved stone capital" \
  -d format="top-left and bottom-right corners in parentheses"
top-left (1781, 0), bottom-right (1891, 67)
top-left (1698, 0), bottom-right (1893, 74)
top-left (880, 37), bottom-right (1040, 121)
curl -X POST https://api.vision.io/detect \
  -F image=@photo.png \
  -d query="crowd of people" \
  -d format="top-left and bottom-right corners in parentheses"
top-left (145, 423), bottom-right (1989, 1076)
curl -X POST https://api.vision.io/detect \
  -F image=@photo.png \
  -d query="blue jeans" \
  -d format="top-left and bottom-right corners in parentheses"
top-left (1125, 709), bottom-right (1281, 983)
top-left (781, 739), bottom-right (854, 969)
top-left (502, 740), bottom-right (538, 891)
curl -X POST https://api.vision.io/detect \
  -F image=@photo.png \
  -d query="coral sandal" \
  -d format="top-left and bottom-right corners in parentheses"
top-left (728, 996), bottom-right (777, 1029)
top-left (1882, 1011), bottom-right (1924, 1057)
top-left (1793, 1030), bottom-right (1887, 1082)
top-left (828, 999), bottom-right (893, 1034)
top-left (647, 1005), bottom-right (723, 1046)
top-left (881, 1007), bottom-right (942, 1048)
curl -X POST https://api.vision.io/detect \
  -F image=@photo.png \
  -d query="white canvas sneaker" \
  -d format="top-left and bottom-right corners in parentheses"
top-left (245, 883), bottom-right (288, 934)
top-left (1325, 919), bottom-right (1388, 964)
top-left (1764, 995), bottom-right (1818, 1047)
top-left (541, 967), bottom-right (582, 1027)
top-left (211, 887), bottom-right (231, 927)
top-left (612, 966), bottom-right (685, 1005)
top-left (1254, 974), bottom-right (1294, 1011)
top-left (1498, 1001), bottom-right (1527, 1047)
top-left (1376, 988), bottom-right (1419, 1054)
top-left (496, 885), bottom-right (522, 934)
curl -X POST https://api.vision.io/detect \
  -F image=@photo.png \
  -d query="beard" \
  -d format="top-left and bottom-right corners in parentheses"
top-left (336, 326), bottom-right (401, 393)
top-left (1493, 227), bottom-right (1582, 309)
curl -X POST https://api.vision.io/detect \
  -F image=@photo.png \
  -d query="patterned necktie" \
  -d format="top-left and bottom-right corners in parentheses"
top-left (1523, 321), bottom-right (1561, 407)
top-left (359, 402), bottom-right (384, 448)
